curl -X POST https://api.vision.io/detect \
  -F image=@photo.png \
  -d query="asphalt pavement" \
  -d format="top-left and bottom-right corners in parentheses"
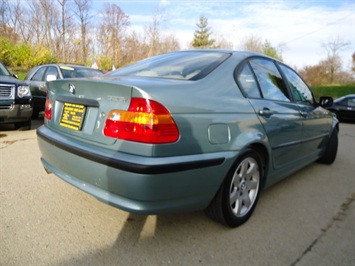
top-left (1, 120), bottom-right (354, 265)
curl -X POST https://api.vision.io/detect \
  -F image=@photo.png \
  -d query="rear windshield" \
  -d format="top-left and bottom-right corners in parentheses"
top-left (60, 66), bottom-right (104, 78)
top-left (107, 51), bottom-right (231, 81)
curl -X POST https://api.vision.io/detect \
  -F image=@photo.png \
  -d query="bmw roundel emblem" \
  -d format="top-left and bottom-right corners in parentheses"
top-left (69, 83), bottom-right (75, 95)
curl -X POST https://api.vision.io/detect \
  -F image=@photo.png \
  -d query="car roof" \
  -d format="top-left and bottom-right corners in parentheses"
top-left (173, 49), bottom-right (271, 56)
top-left (335, 94), bottom-right (355, 101)
top-left (32, 63), bottom-right (94, 69)
top-left (169, 49), bottom-right (281, 64)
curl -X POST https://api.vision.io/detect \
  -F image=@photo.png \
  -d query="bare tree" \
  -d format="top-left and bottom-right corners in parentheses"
top-left (145, 7), bottom-right (165, 56)
top-left (10, 0), bottom-right (31, 44)
top-left (27, 1), bottom-right (44, 46)
top-left (159, 33), bottom-right (180, 53)
top-left (98, 3), bottom-right (130, 68)
top-left (240, 34), bottom-right (262, 52)
top-left (56, 0), bottom-right (71, 62)
top-left (144, 7), bottom-right (180, 56)
top-left (27, 0), bottom-right (60, 56)
top-left (322, 36), bottom-right (349, 83)
top-left (0, 0), bottom-right (12, 40)
top-left (72, 0), bottom-right (92, 64)
top-left (299, 63), bottom-right (329, 86)
top-left (41, 0), bottom-right (58, 52)
top-left (122, 31), bottom-right (149, 65)
top-left (1, 0), bottom-right (24, 43)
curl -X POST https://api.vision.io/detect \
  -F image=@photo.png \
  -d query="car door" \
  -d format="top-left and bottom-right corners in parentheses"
top-left (41, 66), bottom-right (60, 94)
top-left (278, 64), bottom-right (332, 159)
top-left (339, 96), bottom-right (355, 120)
top-left (237, 58), bottom-right (304, 170)
top-left (27, 66), bottom-right (48, 117)
top-left (29, 66), bottom-right (47, 97)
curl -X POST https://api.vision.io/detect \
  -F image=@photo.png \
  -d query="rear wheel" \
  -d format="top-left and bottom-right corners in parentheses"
top-left (31, 102), bottom-right (40, 119)
top-left (317, 128), bottom-right (338, 164)
top-left (205, 149), bottom-right (263, 227)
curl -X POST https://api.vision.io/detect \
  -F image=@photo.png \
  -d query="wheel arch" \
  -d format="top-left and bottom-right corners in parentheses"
top-left (247, 143), bottom-right (269, 189)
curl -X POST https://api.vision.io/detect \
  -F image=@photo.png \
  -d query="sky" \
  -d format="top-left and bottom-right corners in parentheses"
top-left (93, 0), bottom-right (354, 70)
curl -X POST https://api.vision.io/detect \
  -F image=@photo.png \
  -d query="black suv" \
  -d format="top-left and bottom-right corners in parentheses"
top-left (0, 62), bottom-right (32, 129)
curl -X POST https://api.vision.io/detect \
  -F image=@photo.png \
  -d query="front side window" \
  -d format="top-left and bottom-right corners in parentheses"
top-left (279, 64), bottom-right (314, 106)
top-left (0, 63), bottom-right (11, 76)
top-left (32, 67), bottom-right (46, 81)
top-left (250, 59), bottom-right (290, 102)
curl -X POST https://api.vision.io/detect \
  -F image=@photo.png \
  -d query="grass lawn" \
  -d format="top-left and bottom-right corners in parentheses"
top-left (311, 84), bottom-right (355, 100)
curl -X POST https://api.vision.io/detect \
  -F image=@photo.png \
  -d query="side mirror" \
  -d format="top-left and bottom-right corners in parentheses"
top-left (319, 96), bottom-right (333, 108)
top-left (46, 74), bottom-right (57, 82)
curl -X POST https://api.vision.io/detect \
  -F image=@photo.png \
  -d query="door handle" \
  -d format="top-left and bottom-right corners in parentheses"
top-left (299, 111), bottom-right (308, 117)
top-left (258, 108), bottom-right (276, 117)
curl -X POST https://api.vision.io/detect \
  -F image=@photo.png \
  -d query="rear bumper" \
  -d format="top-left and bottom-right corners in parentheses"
top-left (37, 126), bottom-right (237, 214)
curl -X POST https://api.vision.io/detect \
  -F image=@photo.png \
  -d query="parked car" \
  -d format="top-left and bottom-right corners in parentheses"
top-left (25, 64), bottom-right (104, 118)
top-left (0, 62), bottom-right (32, 129)
top-left (37, 50), bottom-right (338, 228)
top-left (325, 94), bottom-right (355, 122)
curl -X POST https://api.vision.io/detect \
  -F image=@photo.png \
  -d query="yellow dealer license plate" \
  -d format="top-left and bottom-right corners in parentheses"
top-left (60, 102), bottom-right (86, 131)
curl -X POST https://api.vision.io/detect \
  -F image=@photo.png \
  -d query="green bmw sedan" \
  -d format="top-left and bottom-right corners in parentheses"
top-left (37, 50), bottom-right (338, 227)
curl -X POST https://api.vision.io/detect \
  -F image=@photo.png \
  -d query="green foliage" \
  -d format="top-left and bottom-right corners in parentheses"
top-left (30, 45), bottom-right (56, 67)
top-left (12, 42), bottom-right (32, 67)
top-left (192, 16), bottom-right (216, 48)
top-left (262, 40), bottom-right (282, 61)
top-left (97, 55), bottom-right (113, 71)
top-left (311, 84), bottom-right (355, 100)
top-left (0, 36), bottom-right (13, 65)
top-left (0, 36), bottom-right (55, 69)
top-left (10, 71), bottom-right (27, 81)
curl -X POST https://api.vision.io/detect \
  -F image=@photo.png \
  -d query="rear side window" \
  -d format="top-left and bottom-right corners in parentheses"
top-left (341, 97), bottom-right (355, 107)
top-left (347, 98), bottom-right (355, 107)
top-left (279, 64), bottom-right (314, 105)
top-left (45, 66), bottom-right (59, 81)
top-left (250, 59), bottom-right (290, 102)
top-left (237, 63), bottom-right (261, 98)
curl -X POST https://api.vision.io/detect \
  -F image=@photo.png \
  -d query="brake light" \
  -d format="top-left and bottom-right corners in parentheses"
top-left (44, 96), bottom-right (52, 121)
top-left (104, 98), bottom-right (179, 144)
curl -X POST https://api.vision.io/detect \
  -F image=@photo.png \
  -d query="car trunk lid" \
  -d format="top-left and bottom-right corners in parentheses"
top-left (46, 79), bottom-right (132, 145)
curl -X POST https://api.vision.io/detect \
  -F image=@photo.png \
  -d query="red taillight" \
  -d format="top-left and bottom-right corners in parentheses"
top-left (103, 98), bottom-right (179, 144)
top-left (44, 97), bottom-right (52, 121)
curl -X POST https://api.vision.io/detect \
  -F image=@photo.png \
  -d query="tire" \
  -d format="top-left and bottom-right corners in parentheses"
top-left (31, 102), bottom-right (40, 119)
top-left (317, 128), bottom-right (338, 164)
top-left (205, 149), bottom-right (263, 228)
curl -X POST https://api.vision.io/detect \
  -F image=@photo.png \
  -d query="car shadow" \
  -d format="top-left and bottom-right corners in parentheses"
top-left (30, 117), bottom-right (44, 130)
top-left (0, 117), bottom-right (43, 132)
top-left (53, 161), bottom-right (333, 265)
top-left (56, 211), bottom-right (228, 265)
top-left (56, 116), bottom-right (229, 264)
